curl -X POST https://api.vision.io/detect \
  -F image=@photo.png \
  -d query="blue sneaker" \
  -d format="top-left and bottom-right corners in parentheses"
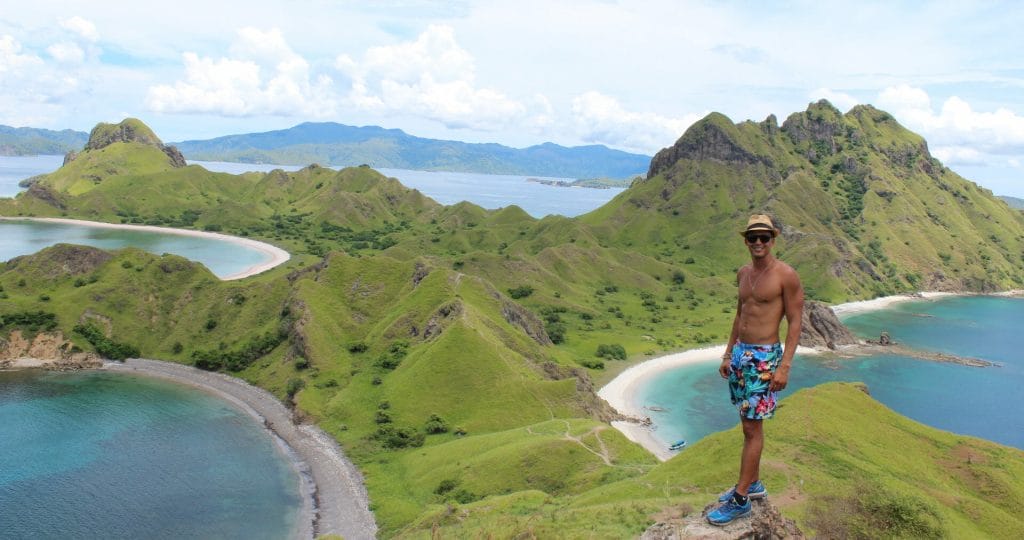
top-left (718, 480), bottom-right (767, 502)
top-left (707, 498), bottom-right (752, 526)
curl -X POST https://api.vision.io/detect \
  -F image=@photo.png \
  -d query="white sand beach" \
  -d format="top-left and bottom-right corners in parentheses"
top-left (1, 217), bottom-right (290, 280)
top-left (598, 291), bottom-right (970, 461)
top-left (105, 358), bottom-right (376, 540)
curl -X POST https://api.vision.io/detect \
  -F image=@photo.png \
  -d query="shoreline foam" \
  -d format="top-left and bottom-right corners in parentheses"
top-left (598, 291), bottom-right (996, 461)
top-left (0, 217), bottom-right (290, 280)
top-left (104, 358), bottom-right (376, 540)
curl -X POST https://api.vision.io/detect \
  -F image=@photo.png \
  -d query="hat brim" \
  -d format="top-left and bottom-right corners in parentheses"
top-left (739, 226), bottom-right (778, 237)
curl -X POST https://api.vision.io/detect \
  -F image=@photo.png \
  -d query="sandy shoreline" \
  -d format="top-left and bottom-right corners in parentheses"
top-left (103, 358), bottom-right (376, 540)
top-left (598, 291), bottom-right (1021, 461)
top-left (0, 217), bottom-right (290, 280)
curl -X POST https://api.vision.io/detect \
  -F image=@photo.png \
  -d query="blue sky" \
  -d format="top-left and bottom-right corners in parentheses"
top-left (1, 1), bottom-right (1023, 196)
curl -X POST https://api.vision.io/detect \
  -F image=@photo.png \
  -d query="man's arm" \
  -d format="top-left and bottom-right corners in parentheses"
top-left (770, 266), bottom-right (804, 391)
top-left (719, 270), bottom-right (744, 378)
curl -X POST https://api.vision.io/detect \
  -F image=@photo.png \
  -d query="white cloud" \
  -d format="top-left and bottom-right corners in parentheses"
top-left (878, 85), bottom-right (1024, 161)
top-left (0, 35), bottom-right (44, 74)
top-left (47, 41), bottom-right (85, 64)
top-left (60, 16), bottom-right (99, 42)
top-left (570, 91), bottom-right (701, 154)
top-left (146, 27), bottom-right (337, 117)
top-left (809, 88), bottom-right (860, 112)
top-left (338, 24), bottom-right (530, 130)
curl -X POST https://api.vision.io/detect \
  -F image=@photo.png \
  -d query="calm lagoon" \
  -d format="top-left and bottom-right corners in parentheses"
top-left (0, 369), bottom-right (303, 539)
top-left (636, 295), bottom-right (1023, 450)
top-left (0, 219), bottom-right (275, 280)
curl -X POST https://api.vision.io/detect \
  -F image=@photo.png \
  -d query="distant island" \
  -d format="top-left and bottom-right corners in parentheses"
top-left (0, 125), bottom-right (88, 156)
top-left (525, 176), bottom-right (639, 189)
top-left (171, 122), bottom-right (650, 178)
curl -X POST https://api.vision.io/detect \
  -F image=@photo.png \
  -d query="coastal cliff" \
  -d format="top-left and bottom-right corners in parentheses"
top-left (0, 330), bottom-right (101, 370)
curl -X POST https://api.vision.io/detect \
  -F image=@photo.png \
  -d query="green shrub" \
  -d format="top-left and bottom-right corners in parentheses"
top-left (424, 414), bottom-right (449, 434)
top-left (595, 343), bottom-right (627, 360)
top-left (374, 425), bottom-right (425, 449)
top-left (507, 285), bottom-right (534, 299)
top-left (580, 358), bottom-right (605, 369)
top-left (285, 378), bottom-right (305, 398)
top-left (0, 311), bottom-right (58, 333)
top-left (434, 479), bottom-right (458, 495)
top-left (72, 323), bottom-right (139, 361)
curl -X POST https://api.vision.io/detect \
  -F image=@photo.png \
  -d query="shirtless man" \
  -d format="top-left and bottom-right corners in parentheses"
top-left (707, 214), bottom-right (804, 526)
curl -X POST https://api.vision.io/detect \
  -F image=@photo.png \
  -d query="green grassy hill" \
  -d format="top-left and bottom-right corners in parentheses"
top-left (2, 110), bottom-right (1023, 537)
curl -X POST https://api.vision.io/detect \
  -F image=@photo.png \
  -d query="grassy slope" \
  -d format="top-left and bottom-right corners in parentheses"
top-left (397, 383), bottom-right (1024, 539)
top-left (2, 111), bottom-right (1023, 537)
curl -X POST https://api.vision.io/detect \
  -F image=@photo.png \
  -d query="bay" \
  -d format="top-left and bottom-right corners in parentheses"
top-left (0, 155), bottom-right (64, 198)
top-left (0, 369), bottom-right (302, 539)
top-left (0, 220), bottom-right (272, 280)
top-left (637, 295), bottom-right (1024, 450)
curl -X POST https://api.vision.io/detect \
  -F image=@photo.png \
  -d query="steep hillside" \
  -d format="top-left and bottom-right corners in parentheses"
top-left (173, 121), bottom-right (650, 178)
top-left (583, 101), bottom-right (1024, 302)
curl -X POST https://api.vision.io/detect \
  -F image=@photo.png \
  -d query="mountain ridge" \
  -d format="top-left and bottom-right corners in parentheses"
top-left (172, 121), bottom-right (651, 178)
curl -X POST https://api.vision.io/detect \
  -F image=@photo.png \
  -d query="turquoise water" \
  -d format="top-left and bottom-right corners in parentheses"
top-left (0, 220), bottom-right (271, 280)
top-left (0, 155), bottom-right (64, 198)
top-left (0, 370), bottom-right (302, 539)
top-left (637, 296), bottom-right (1023, 450)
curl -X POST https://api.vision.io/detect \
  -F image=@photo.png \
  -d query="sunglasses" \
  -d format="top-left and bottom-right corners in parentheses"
top-left (744, 233), bottom-right (773, 244)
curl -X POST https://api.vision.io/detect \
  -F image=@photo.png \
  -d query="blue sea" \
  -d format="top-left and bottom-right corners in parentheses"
top-left (0, 370), bottom-right (302, 539)
top-left (637, 295), bottom-right (1024, 450)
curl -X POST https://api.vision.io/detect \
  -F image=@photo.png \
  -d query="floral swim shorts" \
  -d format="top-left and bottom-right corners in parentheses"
top-left (727, 342), bottom-right (783, 420)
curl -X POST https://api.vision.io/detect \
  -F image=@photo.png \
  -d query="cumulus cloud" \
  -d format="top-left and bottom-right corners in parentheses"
top-left (0, 35), bottom-right (44, 74)
top-left (877, 84), bottom-right (1024, 166)
top-left (810, 88), bottom-right (860, 112)
top-left (60, 16), bottom-right (99, 42)
top-left (337, 24), bottom-right (530, 130)
top-left (146, 27), bottom-right (337, 117)
top-left (570, 91), bottom-right (701, 154)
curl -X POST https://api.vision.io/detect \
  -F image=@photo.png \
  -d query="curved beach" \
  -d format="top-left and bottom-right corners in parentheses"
top-left (0, 217), bottom-right (290, 280)
top-left (105, 358), bottom-right (377, 540)
top-left (598, 291), bottom-right (978, 461)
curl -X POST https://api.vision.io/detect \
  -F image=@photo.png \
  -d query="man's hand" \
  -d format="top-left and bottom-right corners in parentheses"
top-left (718, 358), bottom-right (731, 379)
top-left (770, 365), bottom-right (790, 391)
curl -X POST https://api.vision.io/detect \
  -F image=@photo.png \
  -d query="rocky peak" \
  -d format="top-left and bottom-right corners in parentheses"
top-left (648, 113), bottom-right (771, 179)
top-left (780, 100), bottom-right (847, 161)
top-left (72, 118), bottom-right (186, 168)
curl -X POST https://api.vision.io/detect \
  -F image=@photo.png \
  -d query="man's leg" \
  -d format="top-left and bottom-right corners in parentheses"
top-left (736, 417), bottom-right (763, 496)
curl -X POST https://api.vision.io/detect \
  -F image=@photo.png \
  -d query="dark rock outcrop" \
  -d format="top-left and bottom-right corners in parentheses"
top-left (6, 243), bottom-right (113, 278)
top-left (499, 298), bottom-right (553, 346)
top-left (799, 301), bottom-right (858, 349)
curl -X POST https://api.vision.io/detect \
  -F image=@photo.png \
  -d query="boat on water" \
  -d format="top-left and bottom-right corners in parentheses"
top-left (669, 439), bottom-right (687, 451)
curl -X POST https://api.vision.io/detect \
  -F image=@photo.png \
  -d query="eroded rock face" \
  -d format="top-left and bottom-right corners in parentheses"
top-left (799, 301), bottom-right (859, 350)
top-left (0, 330), bottom-right (102, 370)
